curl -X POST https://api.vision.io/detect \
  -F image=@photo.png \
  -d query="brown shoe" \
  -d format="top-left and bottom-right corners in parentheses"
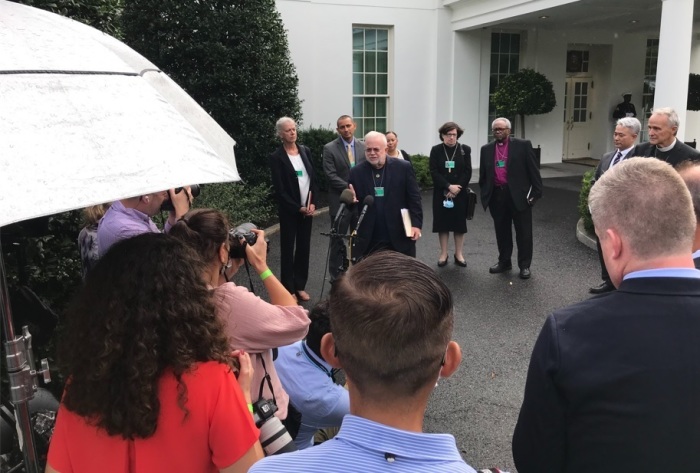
top-left (296, 290), bottom-right (311, 301)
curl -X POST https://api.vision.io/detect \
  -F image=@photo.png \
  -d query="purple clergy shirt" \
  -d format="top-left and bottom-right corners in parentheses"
top-left (97, 200), bottom-right (165, 257)
top-left (494, 139), bottom-right (509, 187)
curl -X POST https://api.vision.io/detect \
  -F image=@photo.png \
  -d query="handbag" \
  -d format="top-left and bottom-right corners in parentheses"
top-left (466, 188), bottom-right (477, 220)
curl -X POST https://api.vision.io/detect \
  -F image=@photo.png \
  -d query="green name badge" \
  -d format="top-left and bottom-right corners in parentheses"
top-left (445, 161), bottom-right (455, 169)
top-left (296, 170), bottom-right (303, 177)
top-left (496, 160), bottom-right (505, 168)
top-left (374, 187), bottom-right (385, 197)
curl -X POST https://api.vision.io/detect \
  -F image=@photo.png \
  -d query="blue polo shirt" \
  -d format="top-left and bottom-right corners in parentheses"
top-left (249, 414), bottom-right (476, 472)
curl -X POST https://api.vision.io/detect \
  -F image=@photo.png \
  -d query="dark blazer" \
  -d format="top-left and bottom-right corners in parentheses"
top-left (594, 150), bottom-right (615, 180)
top-left (513, 276), bottom-right (700, 473)
top-left (348, 158), bottom-right (422, 256)
top-left (322, 137), bottom-right (366, 216)
top-left (633, 140), bottom-right (700, 167)
top-left (269, 145), bottom-right (319, 213)
top-left (479, 137), bottom-right (542, 212)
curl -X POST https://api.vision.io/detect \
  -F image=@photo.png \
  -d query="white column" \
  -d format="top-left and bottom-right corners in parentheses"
top-left (653, 0), bottom-right (694, 139)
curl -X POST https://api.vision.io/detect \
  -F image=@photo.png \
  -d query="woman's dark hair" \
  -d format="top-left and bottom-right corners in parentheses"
top-left (58, 233), bottom-right (233, 439)
top-left (438, 122), bottom-right (464, 141)
top-left (169, 208), bottom-right (229, 264)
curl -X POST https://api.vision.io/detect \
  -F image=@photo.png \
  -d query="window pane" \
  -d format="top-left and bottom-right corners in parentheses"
top-left (499, 55), bottom-right (509, 74)
top-left (377, 74), bottom-right (388, 94)
top-left (353, 52), bottom-right (364, 73)
top-left (510, 34), bottom-right (520, 52)
top-left (489, 74), bottom-right (498, 93)
top-left (376, 98), bottom-right (387, 116)
top-left (353, 29), bottom-right (364, 50)
top-left (580, 96), bottom-right (587, 109)
top-left (355, 121), bottom-right (364, 138)
top-left (365, 75), bottom-right (376, 94)
top-left (377, 29), bottom-right (388, 51)
top-left (364, 97), bottom-right (375, 117)
top-left (574, 96), bottom-right (580, 108)
top-left (509, 54), bottom-right (519, 73)
top-left (366, 51), bottom-right (377, 73)
top-left (365, 29), bottom-right (376, 51)
top-left (364, 118), bottom-right (375, 132)
top-left (353, 73), bottom-right (364, 94)
top-left (376, 118), bottom-right (387, 132)
top-left (491, 54), bottom-right (498, 73)
top-left (377, 51), bottom-right (388, 73)
top-left (491, 33), bottom-right (500, 53)
top-left (353, 97), bottom-right (363, 118)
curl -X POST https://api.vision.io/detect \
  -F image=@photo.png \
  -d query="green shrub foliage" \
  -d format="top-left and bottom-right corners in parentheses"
top-left (409, 154), bottom-right (432, 190)
top-left (578, 170), bottom-right (595, 233)
top-left (15, 0), bottom-right (124, 37)
top-left (194, 182), bottom-right (277, 229)
top-left (493, 68), bottom-right (556, 138)
top-left (121, 0), bottom-right (302, 187)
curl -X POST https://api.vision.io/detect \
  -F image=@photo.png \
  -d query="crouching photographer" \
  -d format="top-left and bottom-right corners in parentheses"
top-left (170, 209), bottom-right (310, 454)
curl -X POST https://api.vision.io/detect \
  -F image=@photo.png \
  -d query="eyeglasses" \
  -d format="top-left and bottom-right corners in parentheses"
top-left (492, 128), bottom-right (509, 132)
top-left (366, 147), bottom-right (382, 154)
top-left (443, 133), bottom-right (458, 137)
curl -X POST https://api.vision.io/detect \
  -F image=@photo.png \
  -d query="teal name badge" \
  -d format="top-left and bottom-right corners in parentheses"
top-left (296, 170), bottom-right (303, 177)
top-left (445, 161), bottom-right (455, 169)
top-left (374, 187), bottom-right (385, 197)
top-left (496, 160), bottom-right (505, 168)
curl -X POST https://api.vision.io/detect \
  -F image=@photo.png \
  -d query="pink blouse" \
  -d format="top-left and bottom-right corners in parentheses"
top-left (213, 282), bottom-right (310, 419)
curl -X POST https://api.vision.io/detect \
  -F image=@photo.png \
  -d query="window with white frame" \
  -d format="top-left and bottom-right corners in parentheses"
top-left (352, 27), bottom-right (390, 137)
top-left (641, 38), bottom-right (659, 141)
top-left (488, 32), bottom-right (521, 139)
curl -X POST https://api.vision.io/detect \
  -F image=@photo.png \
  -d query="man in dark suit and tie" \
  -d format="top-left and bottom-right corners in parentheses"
top-left (677, 160), bottom-right (700, 269)
top-left (513, 157), bottom-right (700, 473)
top-left (479, 118), bottom-right (542, 279)
top-left (348, 131), bottom-right (422, 258)
top-left (589, 117), bottom-right (641, 293)
top-left (323, 115), bottom-right (365, 280)
top-left (633, 107), bottom-right (700, 166)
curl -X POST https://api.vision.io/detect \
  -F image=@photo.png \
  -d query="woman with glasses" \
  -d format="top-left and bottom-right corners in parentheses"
top-left (429, 122), bottom-right (472, 267)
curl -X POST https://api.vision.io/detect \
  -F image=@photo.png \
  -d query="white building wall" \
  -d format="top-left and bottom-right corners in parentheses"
top-left (276, 0), bottom-right (449, 157)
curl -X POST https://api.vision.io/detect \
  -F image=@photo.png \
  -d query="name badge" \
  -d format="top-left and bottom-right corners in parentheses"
top-left (296, 170), bottom-right (303, 177)
top-left (496, 160), bottom-right (506, 168)
top-left (374, 187), bottom-right (385, 197)
top-left (445, 161), bottom-right (455, 169)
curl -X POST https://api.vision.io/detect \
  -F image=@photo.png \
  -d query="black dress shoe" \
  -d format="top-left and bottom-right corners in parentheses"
top-left (589, 281), bottom-right (615, 294)
top-left (454, 255), bottom-right (467, 267)
top-left (489, 262), bottom-right (512, 274)
top-left (519, 268), bottom-right (531, 279)
top-left (437, 258), bottom-right (448, 267)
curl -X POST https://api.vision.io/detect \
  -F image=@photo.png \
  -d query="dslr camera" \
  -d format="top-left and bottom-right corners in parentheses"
top-left (228, 223), bottom-right (269, 259)
top-left (160, 184), bottom-right (201, 212)
top-left (251, 399), bottom-right (297, 455)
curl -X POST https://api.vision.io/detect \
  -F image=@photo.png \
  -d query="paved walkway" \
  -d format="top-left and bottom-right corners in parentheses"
top-left (235, 163), bottom-right (597, 472)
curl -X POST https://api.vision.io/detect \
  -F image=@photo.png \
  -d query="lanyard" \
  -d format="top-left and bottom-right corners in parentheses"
top-left (302, 341), bottom-right (337, 383)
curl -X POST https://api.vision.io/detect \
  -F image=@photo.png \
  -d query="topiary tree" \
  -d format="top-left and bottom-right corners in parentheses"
top-left (121, 0), bottom-right (302, 188)
top-left (492, 68), bottom-right (556, 138)
top-left (15, 0), bottom-right (123, 37)
top-left (688, 73), bottom-right (700, 112)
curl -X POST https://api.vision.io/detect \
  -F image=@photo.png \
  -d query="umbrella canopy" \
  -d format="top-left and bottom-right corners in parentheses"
top-left (0, 0), bottom-right (241, 227)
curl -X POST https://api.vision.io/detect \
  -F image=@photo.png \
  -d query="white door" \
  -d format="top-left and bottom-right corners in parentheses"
top-left (563, 78), bottom-right (593, 160)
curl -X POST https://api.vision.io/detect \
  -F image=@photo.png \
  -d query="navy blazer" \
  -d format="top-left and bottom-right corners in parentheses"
top-left (479, 137), bottom-right (542, 212)
top-left (269, 145), bottom-right (319, 214)
top-left (348, 158), bottom-right (422, 256)
top-left (513, 276), bottom-right (700, 473)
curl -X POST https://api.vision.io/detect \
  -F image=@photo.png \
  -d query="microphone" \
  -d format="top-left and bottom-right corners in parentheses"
top-left (333, 189), bottom-right (355, 229)
top-left (354, 195), bottom-right (374, 235)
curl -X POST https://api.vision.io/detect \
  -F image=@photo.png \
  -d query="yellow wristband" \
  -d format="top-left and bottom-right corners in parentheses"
top-left (259, 268), bottom-right (273, 281)
top-left (247, 403), bottom-right (254, 413)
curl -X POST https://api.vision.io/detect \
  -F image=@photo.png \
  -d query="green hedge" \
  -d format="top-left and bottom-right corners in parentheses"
top-left (578, 170), bottom-right (595, 233)
top-left (410, 154), bottom-right (432, 189)
top-left (297, 126), bottom-right (337, 192)
top-left (194, 182), bottom-right (277, 229)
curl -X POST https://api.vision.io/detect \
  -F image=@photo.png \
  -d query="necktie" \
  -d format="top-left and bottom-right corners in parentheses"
top-left (347, 144), bottom-right (355, 167)
top-left (610, 150), bottom-right (623, 167)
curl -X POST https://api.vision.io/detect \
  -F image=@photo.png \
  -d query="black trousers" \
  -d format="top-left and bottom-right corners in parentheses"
top-left (279, 210), bottom-right (313, 294)
top-left (595, 237), bottom-right (611, 282)
top-left (328, 211), bottom-right (351, 281)
top-left (488, 186), bottom-right (533, 269)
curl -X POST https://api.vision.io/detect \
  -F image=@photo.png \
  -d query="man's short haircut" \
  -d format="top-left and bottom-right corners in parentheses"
top-left (677, 160), bottom-right (700, 221)
top-left (306, 299), bottom-right (332, 359)
top-left (492, 117), bottom-right (512, 130)
top-left (337, 115), bottom-right (354, 126)
top-left (589, 157), bottom-right (695, 258)
top-left (651, 107), bottom-right (680, 129)
top-left (364, 130), bottom-right (387, 147)
top-left (275, 116), bottom-right (296, 136)
top-left (329, 251), bottom-right (454, 398)
top-left (616, 117), bottom-right (641, 136)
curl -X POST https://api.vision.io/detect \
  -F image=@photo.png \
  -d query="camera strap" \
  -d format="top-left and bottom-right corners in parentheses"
top-left (257, 354), bottom-right (276, 404)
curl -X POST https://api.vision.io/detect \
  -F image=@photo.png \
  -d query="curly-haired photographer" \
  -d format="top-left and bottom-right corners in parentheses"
top-left (170, 209), bottom-right (310, 427)
top-left (46, 233), bottom-right (263, 473)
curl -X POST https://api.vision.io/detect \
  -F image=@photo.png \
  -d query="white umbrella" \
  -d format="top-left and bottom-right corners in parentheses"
top-left (0, 0), bottom-right (241, 227)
